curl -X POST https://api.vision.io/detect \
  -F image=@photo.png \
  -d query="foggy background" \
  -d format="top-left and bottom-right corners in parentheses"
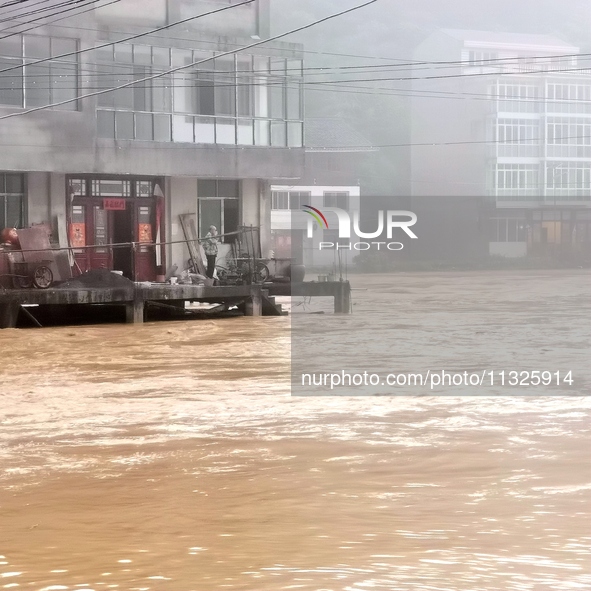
top-left (271, 0), bottom-right (591, 195)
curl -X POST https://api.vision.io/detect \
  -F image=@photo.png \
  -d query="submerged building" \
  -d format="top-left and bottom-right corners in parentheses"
top-left (0, 0), bottom-right (304, 280)
top-left (411, 29), bottom-right (591, 259)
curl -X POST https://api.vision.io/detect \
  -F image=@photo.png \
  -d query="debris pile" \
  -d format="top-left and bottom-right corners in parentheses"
top-left (57, 269), bottom-right (134, 289)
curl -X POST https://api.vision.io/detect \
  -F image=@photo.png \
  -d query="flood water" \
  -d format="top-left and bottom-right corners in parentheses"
top-left (1, 271), bottom-right (590, 591)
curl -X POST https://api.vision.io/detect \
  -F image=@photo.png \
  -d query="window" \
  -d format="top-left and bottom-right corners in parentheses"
top-left (98, 45), bottom-right (303, 147)
top-left (0, 173), bottom-right (25, 229)
top-left (496, 165), bottom-right (539, 190)
top-left (497, 83), bottom-right (539, 113)
top-left (546, 117), bottom-right (591, 158)
top-left (546, 162), bottom-right (591, 200)
top-left (468, 51), bottom-right (498, 66)
top-left (489, 218), bottom-right (527, 242)
top-left (547, 84), bottom-right (591, 115)
top-left (323, 192), bottom-right (349, 210)
top-left (97, 44), bottom-right (172, 141)
top-left (495, 118), bottom-right (539, 157)
top-left (0, 35), bottom-right (78, 109)
top-left (198, 179), bottom-right (240, 242)
top-left (271, 191), bottom-right (310, 210)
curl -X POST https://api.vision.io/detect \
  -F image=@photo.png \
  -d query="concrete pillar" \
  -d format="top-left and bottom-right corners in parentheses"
top-left (244, 286), bottom-right (262, 316)
top-left (334, 281), bottom-right (351, 314)
top-left (125, 296), bottom-right (144, 323)
top-left (0, 302), bottom-right (20, 328)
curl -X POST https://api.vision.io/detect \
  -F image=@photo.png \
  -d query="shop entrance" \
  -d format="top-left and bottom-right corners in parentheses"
top-left (112, 207), bottom-right (133, 278)
top-left (67, 177), bottom-right (164, 281)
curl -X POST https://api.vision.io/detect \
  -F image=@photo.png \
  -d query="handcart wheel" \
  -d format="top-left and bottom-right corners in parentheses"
top-left (254, 262), bottom-right (270, 283)
top-left (33, 265), bottom-right (53, 289)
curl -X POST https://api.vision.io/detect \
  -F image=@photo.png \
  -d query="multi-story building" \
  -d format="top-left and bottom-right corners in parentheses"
top-left (411, 29), bottom-right (591, 259)
top-left (0, 0), bottom-right (304, 280)
top-left (271, 117), bottom-right (374, 269)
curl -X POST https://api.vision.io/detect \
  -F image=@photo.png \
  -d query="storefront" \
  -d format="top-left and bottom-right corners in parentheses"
top-left (67, 176), bottom-right (165, 281)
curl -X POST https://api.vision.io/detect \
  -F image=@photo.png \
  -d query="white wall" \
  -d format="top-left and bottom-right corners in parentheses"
top-left (27, 173), bottom-right (50, 226)
top-left (168, 176), bottom-right (197, 272)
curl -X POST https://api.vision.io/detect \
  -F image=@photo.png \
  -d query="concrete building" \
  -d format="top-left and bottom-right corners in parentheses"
top-left (271, 117), bottom-right (374, 270)
top-left (411, 29), bottom-right (591, 259)
top-left (0, 0), bottom-right (304, 280)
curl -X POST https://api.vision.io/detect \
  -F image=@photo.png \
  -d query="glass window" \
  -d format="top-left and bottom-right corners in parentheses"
top-left (135, 112), bottom-right (153, 140)
top-left (269, 81), bottom-right (285, 119)
top-left (114, 43), bottom-right (133, 63)
top-left (91, 179), bottom-right (131, 197)
top-left (199, 198), bottom-right (222, 238)
top-left (215, 118), bottom-right (235, 144)
top-left (0, 173), bottom-right (25, 229)
top-left (0, 57), bottom-right (23, 106)
top-left (270, 121), bottom-right (286, 147)
top-left (288, 121), bottom-right (303, 147)
top-left (272, 191), bottom-right (289, 210)
top-left (116, 111), bottom-right (134, 140)
top-left (97, 110), bottom-right (116, 138)
top-left (255, 120), bottom-right (269, 146)
top-left (223, 198), bottom-right (239, 240)
top-left (195, 69), bottom-right (215, 115)
top-left (0, 37), bottom-right (22, 58)
top-left (173, 115), bottom-right (194, 143)
top-left (237, 56), bottom-right (253, 117)
top-left (237, 119), bottom-right (254, 145)
top-left (24, 64), bottom-right (51, 107)
top-left (324, 192), bottom-right (349, 210)
top-left (133, 45), bottom-right (151, 65)
top-left (152, 46), bottom-right (170, 66)
top-left (217, 180), bottom-right (239, 198)
top-left (194, 116), bottom-right (215, 143)
top-left (0, 34), bottom-right (79, 109)
top-left (51, 60), bottom-right (78, 107)
top-left (198, 180), bottom-right (217, 197)
top-left (214, 56), bottom-right (236, 116)
top-left (154, 114), bottom-right (171, 142)
top-left (24, 35), bottom-right (50, 59)
top-left (5, 174), bottom-right (23, 194)
top-left (287, 84), bottom-right (301, 120)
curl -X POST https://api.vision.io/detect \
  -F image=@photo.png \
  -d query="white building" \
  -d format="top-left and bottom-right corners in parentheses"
top-left (411, 29), bottom-right (591, 259)
top-left (271, 117), bottom-right (374, 270)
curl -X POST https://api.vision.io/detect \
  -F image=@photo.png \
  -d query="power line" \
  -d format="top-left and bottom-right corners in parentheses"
top-left (0, 0), bottom-right (379, 120)
top-left (0, 0), bottom-right (99, 33)
top-left (0, 0), bottom-right (120, 40)
top-left (4, 3), bottom-right (590, 71)
top-left (0, 0), bottom-right (54, 16)
top-left (0, 0), bottom-right (256, 75)
top-left (0, 0), bottom-right (41, 10)
top-left (2, 131), bottom-right (591, 151)
top-left (0, 0), bottom-right (96, 26)
top-left (21, 15), bottom-right (591, 68)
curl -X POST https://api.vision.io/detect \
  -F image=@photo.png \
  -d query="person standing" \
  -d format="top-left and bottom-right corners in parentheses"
top-left (203, 225), bottom-right (219, 279)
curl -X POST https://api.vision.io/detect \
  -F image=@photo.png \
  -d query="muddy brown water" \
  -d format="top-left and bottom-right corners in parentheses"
top-left (1, 271), bottom-right (590, 591)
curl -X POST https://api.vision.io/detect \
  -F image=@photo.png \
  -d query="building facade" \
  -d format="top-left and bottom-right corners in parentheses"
top-left (271, 117), bottom-right (374, 270)
top-left (411, 29), bottom-right (591, 259)
top-left (0, 0), bottom-right (305, 280)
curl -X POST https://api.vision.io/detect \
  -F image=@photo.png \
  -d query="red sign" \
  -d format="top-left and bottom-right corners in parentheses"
top-left (103, 198), bottom-right (126, 210)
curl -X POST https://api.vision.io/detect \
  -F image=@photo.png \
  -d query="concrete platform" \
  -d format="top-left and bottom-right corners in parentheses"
top-left (266, 281), bottom-right (352, 313)
top-left (0, 281), bottom-right (351, 328)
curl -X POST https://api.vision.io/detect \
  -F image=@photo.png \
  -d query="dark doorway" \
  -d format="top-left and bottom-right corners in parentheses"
top-left (112, 207), bottom-right (133, 278)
